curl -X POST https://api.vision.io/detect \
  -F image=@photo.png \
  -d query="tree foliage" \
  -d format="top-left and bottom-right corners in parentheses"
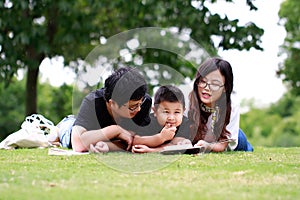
top-left (0, 0), bottom-right (264, 116)
top-left (278, 0), bottom-right (300, 95)
top-left (0, 77), bottom-right (25, 141)
top-left (241, 91), bottom-right (300, 147)
top-left (0, 78), bottom-right (73, 141)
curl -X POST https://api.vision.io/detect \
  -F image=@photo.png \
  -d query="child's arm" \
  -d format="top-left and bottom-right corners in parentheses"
top-left (169, 137), bottom-right (192, 145)
top-left (132, 125), bottom-right (176, 147)
top-left (132, 144), bottom-right (168, 153)
top-left (132, 137), bottom-right (192, 153)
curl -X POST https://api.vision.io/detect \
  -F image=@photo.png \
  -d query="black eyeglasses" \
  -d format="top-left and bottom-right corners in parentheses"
top-left (198, 80), bottom-right (224, 91)
top-left (123, 97), bottom-right (146, 112)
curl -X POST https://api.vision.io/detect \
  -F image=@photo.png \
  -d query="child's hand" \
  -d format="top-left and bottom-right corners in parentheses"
top-left (160, 123), bottom-right (176, 142)
top-left (132, 144), bottom-right (154, 153)
top-left (177, 139), bottom-right (192, 145)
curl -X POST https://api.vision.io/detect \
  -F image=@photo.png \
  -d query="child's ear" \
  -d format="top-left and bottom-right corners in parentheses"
top-left (152, 107), bottom-right (157, 116)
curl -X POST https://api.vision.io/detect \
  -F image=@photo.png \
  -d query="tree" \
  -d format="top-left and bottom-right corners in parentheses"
top-left (0, 0), bottom-right (264, 116)
top-left (0, 78), bottom-right (73, 141)
top-left (0, 77), bottom-right (25, 141)
top-left (278, 0), bottom-right (300, 95)
top-left (240, 91), bottom-right (300, 147)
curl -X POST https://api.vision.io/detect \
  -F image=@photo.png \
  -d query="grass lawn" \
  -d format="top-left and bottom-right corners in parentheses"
top-left (0, 146), bottom-right (299, 200)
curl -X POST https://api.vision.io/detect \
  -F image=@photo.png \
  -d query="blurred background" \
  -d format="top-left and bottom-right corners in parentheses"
top-left (1, 0), bottom-right (299, 147)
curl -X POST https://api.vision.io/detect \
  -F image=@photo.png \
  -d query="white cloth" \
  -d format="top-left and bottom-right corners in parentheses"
top-left (0, 126), bottom-right (50, 149)
top-left (226, 93), bottom-right (240, 150)
top-left (0, 114), bottom-right (55, 150)
top-left (205, 93), bottom-right (240, 150)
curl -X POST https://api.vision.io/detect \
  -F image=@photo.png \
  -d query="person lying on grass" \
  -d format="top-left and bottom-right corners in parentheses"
top-left (188, 57), bottom-right (253, 152)
top-left (132, 85), bottom-right (191, 153)
top-left (55, 67), bottom-right (152, 153)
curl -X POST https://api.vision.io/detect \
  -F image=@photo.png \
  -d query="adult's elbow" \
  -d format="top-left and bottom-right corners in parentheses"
top-left (71, 126), bottom-right (88, 152)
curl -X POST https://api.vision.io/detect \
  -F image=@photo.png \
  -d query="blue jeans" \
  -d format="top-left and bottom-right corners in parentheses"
top-left (234, 129), bottom-right (254, 152)
top-left (57, 115), bottom-right (75, 148)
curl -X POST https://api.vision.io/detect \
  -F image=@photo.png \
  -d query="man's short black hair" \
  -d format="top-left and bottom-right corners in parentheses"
top-left (104, 67), bottom-right (147, 106)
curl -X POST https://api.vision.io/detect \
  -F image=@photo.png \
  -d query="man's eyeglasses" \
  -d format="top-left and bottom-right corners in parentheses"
top-left (123, 98), bottom-right (146, 112)
top-left (198, 80), bottom-right (224, 91)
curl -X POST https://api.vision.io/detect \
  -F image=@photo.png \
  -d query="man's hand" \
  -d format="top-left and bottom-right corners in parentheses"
top-left (117, 127), bottom-right (134, 151)
top-left (89, 141), bottom-right (109, 153)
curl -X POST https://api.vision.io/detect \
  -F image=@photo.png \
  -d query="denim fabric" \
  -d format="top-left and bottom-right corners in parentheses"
top-left (57, 115), bottom-right (76, 148)
top-left (234, 129), bottom-right (254, 152)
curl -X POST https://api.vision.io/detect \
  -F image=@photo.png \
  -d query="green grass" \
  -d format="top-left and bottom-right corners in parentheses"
top-left (0, 147), bottom-right (299, 200)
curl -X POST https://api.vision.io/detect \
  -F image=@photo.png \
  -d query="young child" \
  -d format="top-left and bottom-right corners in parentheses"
top-left (132, 85), bottom-right (191, 153)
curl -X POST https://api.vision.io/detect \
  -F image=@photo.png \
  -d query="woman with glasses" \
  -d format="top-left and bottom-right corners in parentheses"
top-left (70, 67), bottom-right (152, 153)
top-left (188, 57), bottom-right (253, 152)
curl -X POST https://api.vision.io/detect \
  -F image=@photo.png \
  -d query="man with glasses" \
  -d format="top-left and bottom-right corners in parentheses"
top-left (70, 67), bottom-right (152, 153)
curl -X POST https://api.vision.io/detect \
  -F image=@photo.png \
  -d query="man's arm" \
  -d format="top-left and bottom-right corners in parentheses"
top-left (71, 125), bottom-right (133, 152)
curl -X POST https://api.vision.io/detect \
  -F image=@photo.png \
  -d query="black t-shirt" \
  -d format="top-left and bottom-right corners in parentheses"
top-left (74, 88), bottom-right (152, 132)
top-left (135, 113), bottom-right (191, 140)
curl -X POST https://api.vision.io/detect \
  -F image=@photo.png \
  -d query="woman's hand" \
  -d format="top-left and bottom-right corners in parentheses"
top-left (194, 140), bottom-right (212, 152)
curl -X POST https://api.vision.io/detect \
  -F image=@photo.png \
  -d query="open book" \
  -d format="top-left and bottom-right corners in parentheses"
top-left (160, 144), bottom-right (205, 155)
top-left (48, 147), bottom-right (89, 156)
top-left (160, 139), bottom-right (236, 155)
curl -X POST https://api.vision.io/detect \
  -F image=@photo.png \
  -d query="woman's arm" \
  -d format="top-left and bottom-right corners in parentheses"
top-left (194, 140), bottom-right (228, 152)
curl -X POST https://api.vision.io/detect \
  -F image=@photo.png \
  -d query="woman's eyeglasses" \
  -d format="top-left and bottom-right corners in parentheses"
top-left (198, 80), bottom-right (224, 91)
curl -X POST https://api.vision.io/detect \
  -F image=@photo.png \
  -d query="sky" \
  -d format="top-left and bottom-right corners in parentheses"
top-left (40, 0), bottom-right (287, 107)
top-left (208, 0), bottom-right (287, 106)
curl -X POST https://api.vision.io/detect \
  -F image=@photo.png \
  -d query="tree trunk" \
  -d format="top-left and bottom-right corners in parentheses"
top-left (25, 67), bottom-right (39, 116)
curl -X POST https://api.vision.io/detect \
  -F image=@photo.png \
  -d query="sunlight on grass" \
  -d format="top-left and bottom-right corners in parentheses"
top-left (0, 147), bottom-right (299, 200)
top-left (94, 152), bottom-right (181, 173)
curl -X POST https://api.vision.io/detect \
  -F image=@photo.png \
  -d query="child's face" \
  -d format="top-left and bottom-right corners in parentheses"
top-left (153, 101), bottom-right (184, 128)
top-left (197, 69), bottom-right (225, 107)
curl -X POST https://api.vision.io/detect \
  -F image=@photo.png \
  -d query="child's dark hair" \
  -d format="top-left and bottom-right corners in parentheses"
top-left (104, 67), bottom-right (147, 106)
top-left (154, 85), bottom-right (185, 109)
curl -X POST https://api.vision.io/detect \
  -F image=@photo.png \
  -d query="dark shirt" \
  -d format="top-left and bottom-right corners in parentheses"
top-left (74, 88), bottom-right (152, 132)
